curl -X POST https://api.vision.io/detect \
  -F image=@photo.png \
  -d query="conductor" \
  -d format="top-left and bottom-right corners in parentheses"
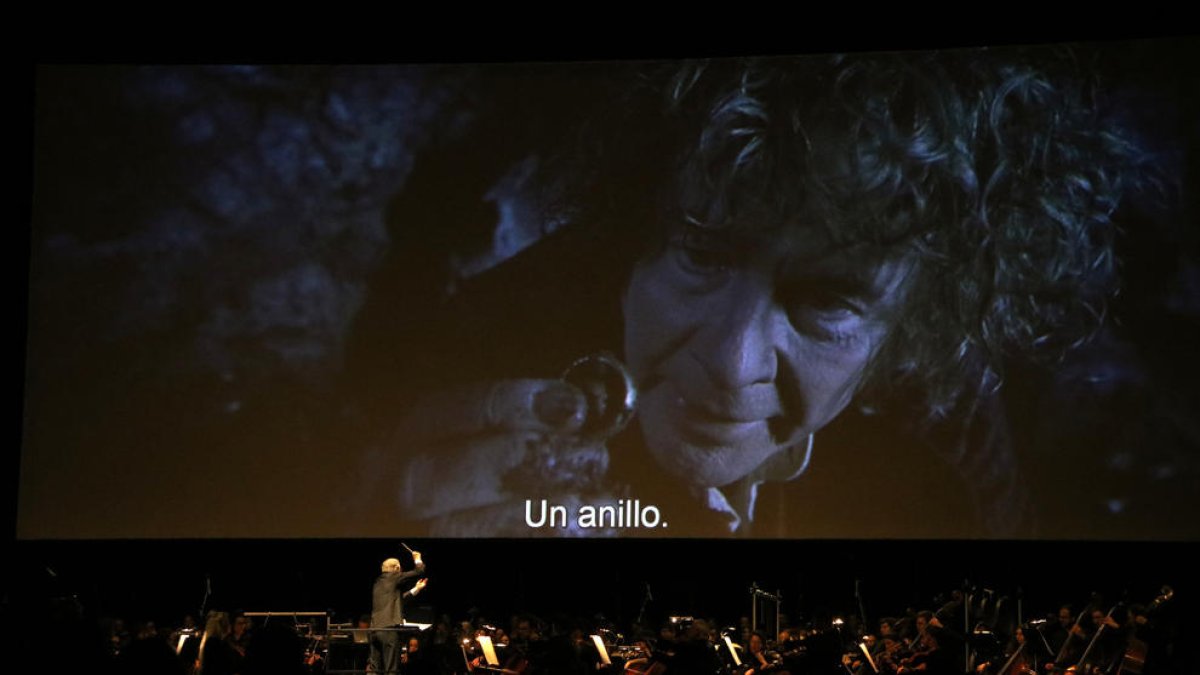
top-left (370, 548), bottom-right (427, 674)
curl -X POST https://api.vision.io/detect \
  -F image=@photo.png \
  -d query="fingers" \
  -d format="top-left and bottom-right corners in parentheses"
top-left (399, 434), bottom-right (610, 520)
top-left (395, 380), bottom-right (586, 444)
top-left (398, 431), bottom-right (542, 519)
top-left (383, 379), bottom-right (607, 523)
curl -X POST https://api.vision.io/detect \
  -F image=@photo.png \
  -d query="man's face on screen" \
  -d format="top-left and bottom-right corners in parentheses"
top-left (623, 223), bottom-right (912, 488)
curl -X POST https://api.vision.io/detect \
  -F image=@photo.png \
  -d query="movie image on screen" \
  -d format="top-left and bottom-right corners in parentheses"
top-left (21, 40), bottom-right (1200, 540)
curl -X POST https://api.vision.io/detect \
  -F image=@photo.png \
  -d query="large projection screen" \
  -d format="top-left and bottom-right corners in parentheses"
top-left (21, 40), bottom-right (1199, 540)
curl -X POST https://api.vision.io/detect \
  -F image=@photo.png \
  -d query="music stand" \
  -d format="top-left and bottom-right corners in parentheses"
top-left (723, 636), bottom-right (744, 667)
top-left (325, 624), bottom-right (429, 674)
top-left (591, 635), bottom-right (613, 666)
top-left (471, 635), bottom-right (523, 674)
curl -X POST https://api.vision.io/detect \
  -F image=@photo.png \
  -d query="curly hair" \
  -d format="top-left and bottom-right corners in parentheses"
top-left (566, 48), bottom-right (1155, 418)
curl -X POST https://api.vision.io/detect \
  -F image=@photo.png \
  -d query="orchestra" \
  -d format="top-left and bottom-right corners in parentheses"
top-left (167, 583), bottom-right (1171, 675)
top-left (91, 543), bottom-right (1181, 675)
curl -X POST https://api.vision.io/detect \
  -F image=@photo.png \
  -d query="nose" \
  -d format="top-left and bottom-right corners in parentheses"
top-left (692, 277), bottom-right (781, 391)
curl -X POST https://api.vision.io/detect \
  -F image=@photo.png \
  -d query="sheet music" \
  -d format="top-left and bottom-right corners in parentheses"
top-left (477, 635), bottom-right (500, 666)
top-left (724, 636), bottom-right (742, 666)
top-left (591, 635), bottom-right (612, 665)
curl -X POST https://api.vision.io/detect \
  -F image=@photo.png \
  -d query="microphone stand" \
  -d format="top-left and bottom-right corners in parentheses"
top-left (964, 582), bottom-right (973, 675)
top-left (855, 579), bottom-right (869, 637)
top-left (636, 583), bottom-right (653, 629)
top-left (199, 574), bottom-right (212, 621)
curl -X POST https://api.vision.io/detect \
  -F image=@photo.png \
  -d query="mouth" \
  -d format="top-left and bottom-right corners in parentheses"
top-left (671, 388), bottom-right (807, 451)
top-left (638, 383), bottom-right (809, 487)
top-left (665, 389), bottom-right (782, 449)
top-left (675, 409), bottom-right (767, 448)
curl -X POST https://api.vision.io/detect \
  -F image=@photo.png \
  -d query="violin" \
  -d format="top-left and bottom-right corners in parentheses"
top-left (899, 619), bottom-right (939, 672)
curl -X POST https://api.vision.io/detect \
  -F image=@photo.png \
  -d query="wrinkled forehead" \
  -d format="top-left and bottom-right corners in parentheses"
top-left (681, 218), bottom-right (918, 307)
top-left (781, 229), bottom-right (916, 298)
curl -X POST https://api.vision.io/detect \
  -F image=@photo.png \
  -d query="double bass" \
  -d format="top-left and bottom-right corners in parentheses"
top-left (1065, 604), bottom-right (1122, 675)
top-left (1116, 586), bottom-right (1173, 675)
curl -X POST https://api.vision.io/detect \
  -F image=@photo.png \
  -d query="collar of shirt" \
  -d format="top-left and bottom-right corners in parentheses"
top-left (699, 435), bottom-right (814, 534)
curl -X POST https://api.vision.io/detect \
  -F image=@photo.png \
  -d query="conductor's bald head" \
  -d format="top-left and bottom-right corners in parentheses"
top-left (381, 558), bottom-right (402, 573)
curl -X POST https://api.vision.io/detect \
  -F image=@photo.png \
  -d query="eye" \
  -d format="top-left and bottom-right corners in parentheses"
top-left (804, 289), bottom-right (864, 318)
top-left (670, 229), bottom-right (737, 277)
top-left (783, 283), bottom-right (863, 317)
top-left (677, 244), bottom-right (732, 275)
top-left (780, 283), bottom-right (866, 338)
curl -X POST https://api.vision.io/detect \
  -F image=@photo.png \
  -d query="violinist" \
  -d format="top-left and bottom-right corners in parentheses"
top-left (842, 634), bottom-right (879, 675)
top-left (622, 633), bottom-right (668, 675)
top-left (226, 614), bottom-right (251, 660)
top-left (897, 611), bottom-right (940, 674)
top-left (502, 616), bottom-right (539, 673)
top-left (876, 619), bottom-right (906, 675)
top-left (879, 639), bottom-right (908, 674)
top-left (775, 627), bottom-right (809, 675)
top-left (775, 627), bottom-right (800, 653)
top-left (745, 631), bottom-right (787, 674)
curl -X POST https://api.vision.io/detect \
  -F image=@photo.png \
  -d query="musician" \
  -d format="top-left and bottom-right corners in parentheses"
top-left (878, 633), bottom-right (908, 675)
top-left (773, 627), bottom-right (809, 674)
top-left (662, 620), bottom-right (724, 674)
top-left (1073, 608), bottom-right (1127, 675)
top-left (399, 636), bottom-right (437, 675)
top-left (511, 615), bottom-right (539, 645)
top-left (621, 633), bottom-right (663, 674)
top-left (502, 615), bottom-right (539, 668)
top-left (897, 611), bottom-right (940, 675)
top-left (868, 620), bottom-right (902, 675)
top-left (370, 549), bottom-right (428, 675)
top-left (843, 634), bottom-right (877, 675)
top-left (926, 592), bottom-right (967, 669)
top-left (745, 631), bottom-right (786, 674)
top-left (1126, 593), bottom-right (1177, 675)
top-left (739, 617), bottom-right (754, 652)
top-left (975, 626), bottom-right (1038, 675)
top-left (1044, 606), bottom-right (1074, 659)
top-left (1041, 605), bottom-right (1088, 673)
top-left (197, 611), bottom-right (239, 675)
top-left (227, 614), bottom-right (252, 659)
